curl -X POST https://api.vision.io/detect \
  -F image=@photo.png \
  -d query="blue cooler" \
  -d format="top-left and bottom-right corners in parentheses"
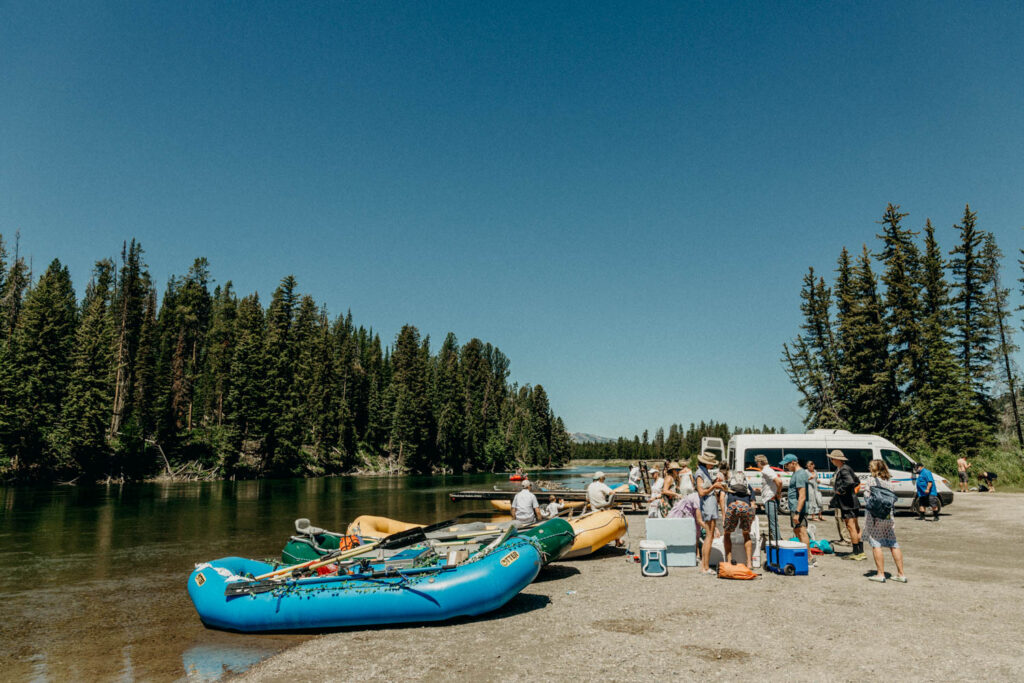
top-left (765, 540), bottom-right (809, 576)
top-left (639, 540), bottom-right (668, 577)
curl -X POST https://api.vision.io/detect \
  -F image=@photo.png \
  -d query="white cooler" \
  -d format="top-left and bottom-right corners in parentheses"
top-left (639, 539), bottom-right (668, 577)
top-left (645, 518), bottom-right (697, 567)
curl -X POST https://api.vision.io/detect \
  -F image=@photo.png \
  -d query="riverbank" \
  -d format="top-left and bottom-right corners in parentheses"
top-left (243, 492), bottom-right (1023, 681)
top-left (565, 459), bottom-right (632, 467)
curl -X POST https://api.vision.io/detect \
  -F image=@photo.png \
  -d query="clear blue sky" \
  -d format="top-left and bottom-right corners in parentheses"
top-left (2, 2), bottom-right (1023, 438)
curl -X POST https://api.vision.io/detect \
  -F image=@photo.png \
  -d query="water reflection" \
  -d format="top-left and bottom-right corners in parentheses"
top-left (0, 467), bottom-right (627, 680)
top-left (182, 643), bottom-right (279, 681)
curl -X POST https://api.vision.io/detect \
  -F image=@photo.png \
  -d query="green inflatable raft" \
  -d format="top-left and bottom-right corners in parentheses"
top-left (282, 517), bottom-right (574, 566)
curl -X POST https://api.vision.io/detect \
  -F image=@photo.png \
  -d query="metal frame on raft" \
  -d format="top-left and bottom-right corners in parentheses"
top-left (448, 489), bottom-right (650, 504)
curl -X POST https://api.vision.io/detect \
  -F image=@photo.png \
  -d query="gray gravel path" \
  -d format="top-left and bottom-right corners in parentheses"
top-left (240, 493), bottom-right (1022, 682)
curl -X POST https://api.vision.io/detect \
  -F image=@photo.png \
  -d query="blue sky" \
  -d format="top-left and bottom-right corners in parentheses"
top-left (2, 2), bottom-right (1023, 438)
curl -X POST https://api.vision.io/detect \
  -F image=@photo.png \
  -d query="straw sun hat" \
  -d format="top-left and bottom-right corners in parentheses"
top-left (698, 451), bottom-right (719, 466)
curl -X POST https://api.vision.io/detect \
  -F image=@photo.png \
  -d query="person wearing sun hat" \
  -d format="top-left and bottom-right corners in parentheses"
top-left (510, 478), bottom-right (541, 526)
top-left (829, 449), bottom-right (865, 560)
top-left (781, 453), bottom-right (811, 550)
top-left (587, 471), bottom-right (615, 509)
top-left (657, 461), bottom-right (683, 517)
top-left (695, 451), bottom-right (725, 574)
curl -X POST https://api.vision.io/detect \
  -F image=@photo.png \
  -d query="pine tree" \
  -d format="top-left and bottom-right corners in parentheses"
top-left (263, 276), bottom-right (302, 473)
top-left (225, 293), bottom-right (267, 474)
top-left (54, 260), bottom-right (115, 476)
top-left (949, 205), bottom-right (998, 441)
top-left (0, 235), bottom-right (31, 471)
top-left (531, 384), bottom-right (553, 467)
top-left (11, 259), bottom-right (78, 474)
top-left (433, 332), bottom-right (464, 472)
top-left (388, 325), bottom-right (431, 473)
top-left (109, 241), bottom-right (149, 439)
top-left (837, 247), bottom-right (895, 434)
top-left (782, 267), bottom-right (844, 428)
top-left (982, 233), bottom-right (1022, 448)
top-left (203, 283), bottom-right (237, 427)
top-left (917, 220), bottom-right (970, 450)
top-left (874, 204), bottom-right (924, 443)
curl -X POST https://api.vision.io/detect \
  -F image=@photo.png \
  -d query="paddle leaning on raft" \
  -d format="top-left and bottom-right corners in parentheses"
top-left (284, 515), bottom-right (575, 565)
top-left (339, 509), bottom-right (626, 560)
top-left (188, 518), bottom-right (542, 632)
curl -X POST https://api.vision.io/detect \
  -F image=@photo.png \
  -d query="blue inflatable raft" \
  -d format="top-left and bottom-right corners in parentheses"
top-left (187, 536), bottom-right (542, 632)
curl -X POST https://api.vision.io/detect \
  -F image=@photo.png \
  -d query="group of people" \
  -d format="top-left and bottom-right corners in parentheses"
top-left (509, 477), bottom-right (566, 525)
top-left (638, 449), bottom-right (910, 583)
top-left (508, 470), bottom-right (618, 526)
top-left (642, 453), bottom-right (759, 575)
top-left (754, 449), bottom-right (907, 582)
top-left (955, 456), bottom-right (999, 493)
top-left (511, 447), bottom-right (976, 584)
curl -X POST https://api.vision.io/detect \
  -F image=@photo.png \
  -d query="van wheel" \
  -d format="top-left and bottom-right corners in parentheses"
top-left (909, 496), bottom-right (942, 517)
top-left (779, 499), bottom-right (791, 515)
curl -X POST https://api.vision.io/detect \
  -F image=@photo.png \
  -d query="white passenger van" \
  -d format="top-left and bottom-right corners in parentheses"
top-left (705, 430), bottom-right (954, 513)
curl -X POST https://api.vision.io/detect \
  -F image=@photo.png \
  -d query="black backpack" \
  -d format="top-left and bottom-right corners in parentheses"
top-left (866, 478), bottom-right (898, 518)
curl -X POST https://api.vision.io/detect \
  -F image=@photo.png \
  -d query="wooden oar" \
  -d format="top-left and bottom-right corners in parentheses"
top-left (251, 511), bottom-right (489, 582)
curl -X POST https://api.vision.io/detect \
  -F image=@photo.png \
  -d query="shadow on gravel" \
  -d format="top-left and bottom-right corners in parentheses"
top-left (235, 592), bottom-right (553, 635)
top-left (471, 592), bottom-right (552, 621)
top-left (533, 564), bottom-right (581, 582)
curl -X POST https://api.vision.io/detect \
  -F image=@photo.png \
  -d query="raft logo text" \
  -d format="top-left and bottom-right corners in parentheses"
top-left (500, 551), bottom-right (520, 567)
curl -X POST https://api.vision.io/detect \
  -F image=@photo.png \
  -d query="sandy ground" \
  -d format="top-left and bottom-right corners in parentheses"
top-left (241, 493), bottom-right (1022, 682)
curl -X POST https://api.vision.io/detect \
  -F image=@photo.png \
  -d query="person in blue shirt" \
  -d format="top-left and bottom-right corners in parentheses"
top-left (781, 454), bottom-right (811, 550)
top-left (913, 462), bottom-right (940, 521)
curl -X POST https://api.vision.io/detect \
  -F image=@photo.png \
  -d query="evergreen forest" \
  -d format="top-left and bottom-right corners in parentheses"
top-left (570, 421), bottom-right (784, 463)
top-left (0, 238), bottom-right (572, 482)
top-left (782, 203), bottom-right (1023, 480)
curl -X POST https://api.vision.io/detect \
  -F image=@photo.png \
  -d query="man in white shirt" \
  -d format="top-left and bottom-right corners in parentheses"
top-left (587, 472), bottom-right (615, 509)
top-left (757, 454), bottom-right (782, 541)
top-left (627, 464), bottom-right (641, 492)
top-left (511, 480), bottom-right (541, 526)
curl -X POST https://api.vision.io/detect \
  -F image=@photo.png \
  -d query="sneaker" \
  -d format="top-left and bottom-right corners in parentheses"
top-left (891, 575), bottom-right (908, 583)
top-left (867, 574), bottom-right (886, 582)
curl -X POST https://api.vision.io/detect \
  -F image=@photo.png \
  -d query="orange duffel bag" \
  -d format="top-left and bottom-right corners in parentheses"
top-left (718, 562), bottom-right (759, 580)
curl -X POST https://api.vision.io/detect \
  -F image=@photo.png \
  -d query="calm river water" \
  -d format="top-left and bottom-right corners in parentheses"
top-left (0, 467), bottom-right (625, 681)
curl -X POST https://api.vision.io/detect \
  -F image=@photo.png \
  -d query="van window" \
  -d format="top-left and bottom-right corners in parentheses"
top-left (743, 448), bottom-right (783, 469)
top-left (881, 448), bottom-right (914, 472)
top-left (839, 448), bottom-right (873, 472)
top-left (781, 448), bottom-right (830, 472)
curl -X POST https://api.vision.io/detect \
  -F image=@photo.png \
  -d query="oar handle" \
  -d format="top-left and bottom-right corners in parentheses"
top-left (254, 540), bottom-right (380, 580)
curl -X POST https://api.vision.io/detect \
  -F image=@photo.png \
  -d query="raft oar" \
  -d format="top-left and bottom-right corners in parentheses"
top-left (241, 512), bottom-right (492, 586)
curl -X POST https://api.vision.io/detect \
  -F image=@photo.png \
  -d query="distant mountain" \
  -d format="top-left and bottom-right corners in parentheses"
top-left (570, 432), bottom-right (616, 444)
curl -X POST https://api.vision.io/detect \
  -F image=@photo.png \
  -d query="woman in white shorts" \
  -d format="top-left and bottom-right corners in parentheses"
top-left (863, 459), bottom-right (907, 583)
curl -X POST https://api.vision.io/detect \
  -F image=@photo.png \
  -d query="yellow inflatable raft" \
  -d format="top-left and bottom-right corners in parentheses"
top-left (563, 509), bottom-right (627, 559)
top-left (488, 499), bottom-right (585, 512)
top-left (348, 509), bottom-right (624, 559)
top-left (347, 515), bottom-right (507, 540)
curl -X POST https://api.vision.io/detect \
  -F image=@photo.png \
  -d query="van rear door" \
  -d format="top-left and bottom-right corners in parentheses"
top-left (700, 437), bottom-right (725, 465)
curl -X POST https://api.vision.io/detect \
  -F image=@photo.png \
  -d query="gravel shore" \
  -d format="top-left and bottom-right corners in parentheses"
top-left (241, 493), bottom-right (1022, 682)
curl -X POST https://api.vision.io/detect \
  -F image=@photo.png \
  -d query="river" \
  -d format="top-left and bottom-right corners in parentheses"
top-left (0, 467), bottom-right (627, 681)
